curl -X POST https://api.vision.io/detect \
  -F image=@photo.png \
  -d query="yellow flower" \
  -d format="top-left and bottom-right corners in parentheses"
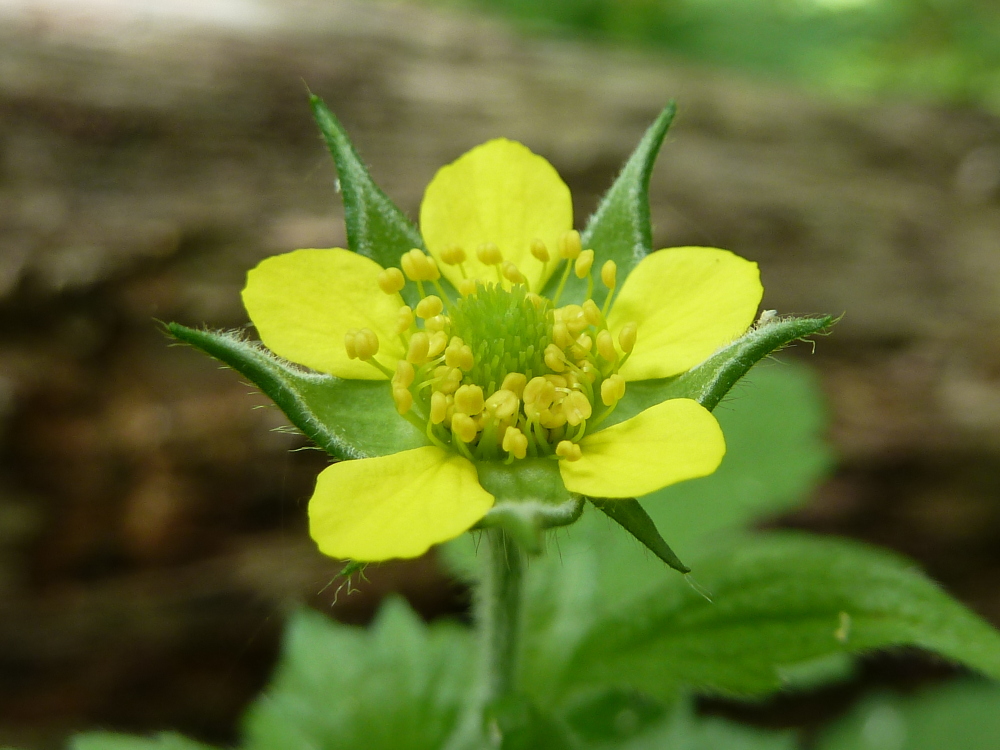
top-left (241, 139), bottom-right (763, 562)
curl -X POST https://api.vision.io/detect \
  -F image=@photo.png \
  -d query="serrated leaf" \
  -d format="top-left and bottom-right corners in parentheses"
top-left (168, 324), bottom-right (425, 459)
top-left (818, 680), bottom-right (1000, 750)
top-left (544, 103), bottom-right (676, 304)
top-left (310, 96), bottom-right (430, 305)
top-left (69, 734), bottom-right (215, 750)
top-left (588, 498), bottom-right (689, 573)
top-left (561, 533), bottom-right (1000, 702)
top-left (242, 600), bottom-right (475, 750)
top-left (474, 459), bottom-right (583, 554)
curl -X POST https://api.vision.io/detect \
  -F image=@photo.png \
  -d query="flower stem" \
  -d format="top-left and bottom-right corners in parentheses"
top-left (478, 528), bottom-right (523, 705)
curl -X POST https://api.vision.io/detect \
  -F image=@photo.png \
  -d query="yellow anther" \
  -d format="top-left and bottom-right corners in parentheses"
top-left (560, 305), bottom-right (588, 335)
top-left (601, 373), bottom-right (626, 406)
top-left (437, 367), bottom-right (463, 396)
top-left (458, 278), bottom-right (478, 297)
top-left (396, 305), bottom-right (415, 335)
top-left (451, 412), bottom-right (479, 443)
top-left (415, 295), bottom-right (443, 319)
top-left (579, 360), bottom-right (599, 383)
top-left (619, 322), bottom-right (638, 354)
top-left (582, 299), bottom-right (602, 327)
top-left (523, 376), bottom-right (554, 410)
top-left (428, 330), bottom-right (449, 359)
top-left (502, 426), bottom-right (528, 460)
top-left (401, 249), bottom-right (440, 281)
top-left (525, 292), bottom-right (545, 309)
top-left (454, 384), bottom-right (485, 416)
top-left (393, 360), bottom-right (415, 388)
top-left (558, 230), bottom-right (582, 260)
top-left (344, 328), bottom-right (359, 359)
top-left (501, 261), bottom-right (526, 285)
top-left (564, 390), bottom-right (593, 426)
top-left (574, 249), bottom-right (595, 279)
top-left (425, 314), bottom-right (450, 332)
top-left (407, 332), bottom-right (430, 363)
top-left (574, 333), bottom-right (593, 353)
top-left (545, 373), bottom-right (568, 389)
top-left (596, 329), bottom-right (617, 362)
top-left (544, 343), bottom-right (566, 372)
top-left (476, 242), bottom-right (503, 266)
top-left (446, 339), bottom-right (475, 371)
top-left (501, 372), bottom-right (527, 398)
top-left (430, 391), bottom-right (449, 424)
top-left (441, 244), bottom-right (467, 265)
top-left (540, 408), bottom-right (568, 429)
top-left (601, 260), bottom-right (617, 289)
top-left (556, 440), bottom-right (582, 461)
top-left (393, 386), bottom-right (413, 415)
top-left (377, 267), bottom-right (406, 295)
top-left (485, 389), bottom-right (519, 420)
top-left (529, 238), bottom-right (550, 263)
top-left (552, 321), bottom-right (573, 349)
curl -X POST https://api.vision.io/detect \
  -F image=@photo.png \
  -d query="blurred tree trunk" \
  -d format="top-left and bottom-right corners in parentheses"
top-left (0, 0), bottom-right (999, 746)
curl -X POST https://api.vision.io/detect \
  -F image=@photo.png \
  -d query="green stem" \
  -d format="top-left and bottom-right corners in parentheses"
top-left (478, 528), bottom-right (523, 705)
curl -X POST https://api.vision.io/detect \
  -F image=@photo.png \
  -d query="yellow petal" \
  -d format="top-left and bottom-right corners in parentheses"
top-left (560, 398), bottom-right (725, 498)
top-left (607, 247), bottom-right (762, 381)
top-left (309, 446), bottom-right (494, 561)
top-left (420, 139), bottom-right (572, 290)
top-left (242, 248), bottom-right (405, 379)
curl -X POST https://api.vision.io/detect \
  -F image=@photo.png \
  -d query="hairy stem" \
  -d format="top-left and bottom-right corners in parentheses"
top-left (478, 528), bottom-right (524, 704)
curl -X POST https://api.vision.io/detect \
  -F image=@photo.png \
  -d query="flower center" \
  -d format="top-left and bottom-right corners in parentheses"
top-left (345, 232), bottom-right (637, 464)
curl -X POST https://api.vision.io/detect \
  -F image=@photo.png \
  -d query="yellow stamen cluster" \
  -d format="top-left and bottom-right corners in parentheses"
top-left (351, 241), bottom-right (636, 463)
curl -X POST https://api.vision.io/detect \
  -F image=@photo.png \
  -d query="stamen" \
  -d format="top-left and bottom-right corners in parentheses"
top-left (544, 343), bottom-right (566, 373)
top-left (582, 299), bottom-right (602, 327)
top-left (600, 373), bottom-right (626, 406)
top-left (600, 260), bottom-right (617, 290)
top-left (501, 261), bottom-right (526, 286)
top-left (415, 295), bottom-right (444, 319)
top-left (574, 249), bottom-right (594, 279)
top-left (596, 329), bottom-right (617, 363)
top-left (500, 372), bottom-right (527, 398)
top-left (451, 412), bottom-right (479, 443)
top-left (476, 242), bottom-right (503, 266)
top-left (555, 440), bottom-right (582, 461)
top-left (441, 245), bottom-right (466, 266)
top-left (454, 384), bottom-right (485, 416)
top-left (458, 279), bottom-right (478, 297)
top-left (619, 322), bottom-right (637, 354)
top-left (430, 391), bottom-right (449, 424)
top-left (407, 332), bottom-right (430, 364)
top-left (396, 306), bottom-right (415, 335)
top-left (378, 267), bottom-right (406, 295)
top-left (393, 360), bottom-right (415, 388)
top-left (502, 426), bottom-right (528, 460)
top-left (563, 390), bottom-right (592, 426)
top-left (529, 238), bottom-right (550, 263)
top-left (557, 230), bottom-right (582, 260)
top-left (393, 386), bottom-right (413, 415)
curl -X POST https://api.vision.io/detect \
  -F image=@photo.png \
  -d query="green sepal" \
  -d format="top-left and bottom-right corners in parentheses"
top-left (588, 498), bottom-right (689, 573)
top-left (613, 315), bottom-right (833, 426)
top-left (543, 102), bottom-right (676, 304)
top-left (167, 324), bottom-right (426, 459)
top-left (473, 459), bottom-right (583, 554)
top-left (310, 96), bottom-right (436, 305)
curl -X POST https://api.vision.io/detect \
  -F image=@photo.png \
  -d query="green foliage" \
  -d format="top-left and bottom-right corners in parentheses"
top-left (818, 680), bottom-right (1000, 750)
top-left (242, 599), bottom-right (476, 750)
top-left (166, 324), bottom-right (426, 460)
top-left (427, 0), bottom-right (1000, 112)
top-left (69, 734), bottom-right (215, 750)
top-left (562, 533), bottom-right (1000, 701)
top-left (543, 103), bottom-right (674, 305)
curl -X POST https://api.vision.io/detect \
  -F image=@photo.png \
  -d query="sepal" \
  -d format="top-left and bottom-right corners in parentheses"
top-left (588, 497), bottom-right (689, 573)
top-left (473, 459), bottom-right (583, 554)
top-left (310, 95), bottom-right (432, 305)
top-left (166, 324), bottom-right (425, 459)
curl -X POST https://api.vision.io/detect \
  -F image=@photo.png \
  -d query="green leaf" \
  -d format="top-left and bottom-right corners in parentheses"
top-left (588, 498), bottom-right (689, 573)
top-left (69, 734), bottom-right (214, 750)
top-left (310, 96), bottom-right (430, 305)
top-left (818, 680), bottom-right (1000, 750)
top-left (242, 600), bottom-right (475, 750)
top-left (474, 459), bottom-right (583, 554)
top-left (544, 103), bottom-right (676, 304)
top-left (562, 533), bottom-right (1000, 702)
top-left (483, 694), bottom-right (576, 750)
top-left (167, 324), bottom-right (425, 459)
top-left (613, 315), bottom-right (833, 426)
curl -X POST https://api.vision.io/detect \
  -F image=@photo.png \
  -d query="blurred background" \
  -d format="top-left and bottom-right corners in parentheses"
top-left (0, 0), bottom-right (999, 747)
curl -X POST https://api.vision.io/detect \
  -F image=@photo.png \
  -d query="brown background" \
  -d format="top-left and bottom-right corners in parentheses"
top-left (1, 0), bottom-right (1000, 746)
